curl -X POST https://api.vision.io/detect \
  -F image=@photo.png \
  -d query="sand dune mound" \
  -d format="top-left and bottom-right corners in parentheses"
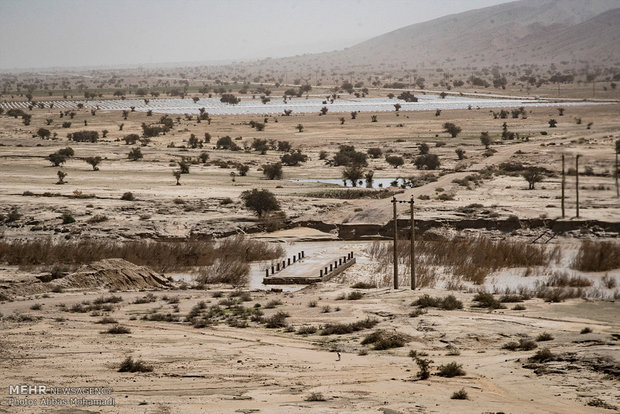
top-left (54, 258), bottom-right (171, 291)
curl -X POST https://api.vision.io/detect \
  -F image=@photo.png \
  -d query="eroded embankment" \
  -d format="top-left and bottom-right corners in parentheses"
top-left (294, 218), bottom-right (620, 240)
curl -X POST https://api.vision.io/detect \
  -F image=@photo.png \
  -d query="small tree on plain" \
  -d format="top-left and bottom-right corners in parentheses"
top-left (262, 162), bottom-right (283, 180)
top-left (85, 156), bottom-right (102, 171)
top-left (386, 155), bottom-right (404, 168)
top-left (548, 119), bottom-right (557, 128)
top-left (56, 170), bottom-right (67, 185)
top-left (37, 128), bottom-right (51, 139)
top-left (455, 148), bottom-right (466, 160)
top-left (173, 170), bottom-right (182, 185)
top-left (342, 165), bottom-right (364, 187)
top-left (237, 164), bottom-right (250, 176)
top-left (480, 131), bottom-right (491, 149)
top-left (178, 160), bottom-right (190, 174)
top-left (367, 147), bottom-right (383, 158)
top-left (414, 154), bottom-right (441, 170)
top-left (48, 152), bottom-right (66, 167)
top-left (443, 122), bottom-right (462, 138)
top-left (419, 143), bottom-right (430, 155)
top-left (241, 189), bottom-right (280, 216)
top-left (522, 167), bottom-right (544, 189)
top-left (296, 124), bottom-right (304, 132)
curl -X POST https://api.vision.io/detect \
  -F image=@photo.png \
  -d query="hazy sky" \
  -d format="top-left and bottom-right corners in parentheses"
top-left (0, 0), bottom-right (514, 69)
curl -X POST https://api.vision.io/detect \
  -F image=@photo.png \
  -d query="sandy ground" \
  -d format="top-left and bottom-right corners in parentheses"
top-left (0, 264), bottom-right (618, 413)
top-left (1, 85), bottom-right (619, 413)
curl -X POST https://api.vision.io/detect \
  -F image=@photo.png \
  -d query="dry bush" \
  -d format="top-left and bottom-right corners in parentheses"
top-left (472, 292), bottom-right (505, 309)
top-left (361, 330), bottom-right (409, 350)
top-left (197, 258), bottom-right (250, 286)
top-left (536, 332), bottom-right (554, 342)
top-left (528, 348), bottom-right (555, 363)
top-left (412, 294), bottom-right (462, 310)
top-left (572, 241), bottom-right (620, 272)
top-left (305, 392), bottom-right (326, 402)
top-left (451, 389), bottom-right (469, 400)
top-left (263, 311), bottom-right (289, 328)
top-left (601, 274), bottom-right (617, 289)
top-left (320, 318), bottom-right (378, 335)
top-left (546, 271), bottom-right (593, 288)
top-left (0, 236), bottom-right (283, 275)
top-left (502, 338), bottom-right (537, 351)
top-left (534, 286), bottom-right (585, 302)
top-left (216, 235), bottom-right (284, 262)
top-left (437, 362), bottom-right (465, 377)
top-left (117, 356), bottom-right (152, 373)
top-left (103, 325), bottom-right (131, 334)
top-left (368, 235), bottom-right (550, 285)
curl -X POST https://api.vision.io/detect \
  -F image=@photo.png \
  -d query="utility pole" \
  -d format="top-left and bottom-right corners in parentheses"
top-left (391, 196), bottom-right (399, 290)
top-left (409, 196), bottom-right (415, 290)
top-left (575, 155), bottom-right (580, 218)
top-left (561, 154), bottom-right (565, 218)
top-left (616, 144), bottom-right (620, 197)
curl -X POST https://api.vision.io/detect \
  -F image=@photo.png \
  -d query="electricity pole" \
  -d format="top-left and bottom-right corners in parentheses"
top-left (561, 154), bottom-right (565, 218)
top-left (616, 146), bottom-right (620, 197)
top-left (391, 197), bottom-right (399, 289)
top-left (409, 196), bottom-right (415, 290)
top-left (575, 155), bottom-right (580, 218)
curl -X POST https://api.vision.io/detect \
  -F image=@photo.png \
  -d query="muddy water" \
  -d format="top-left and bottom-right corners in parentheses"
top-left (0, 94), bottom-right (608, 115)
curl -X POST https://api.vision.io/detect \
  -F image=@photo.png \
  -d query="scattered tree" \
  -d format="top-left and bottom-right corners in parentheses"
top-left (367, 148), bottom-right (383, 158)
top-left (56, 170), bottom-right (67, 185)
top-left (480, 131), bottom-right (491, 149)
top-left (443, 122), bottom-right (462, 138)
top-left (342, 165), bottom-right (364, 187)
top-left (414, 154), bottom-right (441, 170)
top-left (48, 152), bottom-right (66, 167)
top-left (262, 162), bottom-right (283, 180)
top-left (37, 128), bottom-right (51, 139)
top-left (522, 167), bottom-right (545, 189)
top-left (455, 148), bottom-right (466, 160)
top-left (85, 156), bottom-right (102, 171)
top-left (241, 189), bottom-right (280, 216)
top-left (237, 164), bottom-right (250, 176)
top-left (386, 155), bottom-right (404, 168)
top-left (178, 160), bottom-right (190, 174)
top-left (173, 170), bottom-right (182, 185)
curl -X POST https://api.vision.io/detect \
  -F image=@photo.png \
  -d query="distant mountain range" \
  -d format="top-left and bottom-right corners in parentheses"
top-left (253, 0), bottom-right (620, 71)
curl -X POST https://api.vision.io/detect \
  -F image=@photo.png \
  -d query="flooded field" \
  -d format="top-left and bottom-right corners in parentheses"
top-left (0, 94), bottom-right (608, 115)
